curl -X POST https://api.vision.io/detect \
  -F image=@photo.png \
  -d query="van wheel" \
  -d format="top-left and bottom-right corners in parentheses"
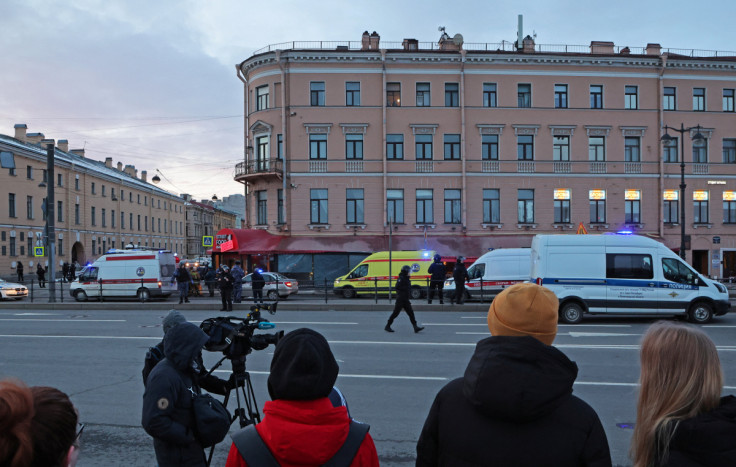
top-left (342, 287), bottom-right (356, 299)
top-left (410, 286), bottom-right (423, 300)
top-left (267, 290), bottom-right (279, 301)
top-left (137, 288), bottom-right (151, 301)
top-left (688, 302), bottom-right (713, 324)
top-left (74, 290), bottom-right (88, 302)
top-left (560, 302), bottom-right (584, 324)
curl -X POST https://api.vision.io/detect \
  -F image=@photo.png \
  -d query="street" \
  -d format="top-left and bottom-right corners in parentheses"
top-left (0, 305), bottom-right (735, 467)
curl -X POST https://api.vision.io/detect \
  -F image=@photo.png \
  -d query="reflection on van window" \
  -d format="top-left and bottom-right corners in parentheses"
top-left (605, 254), bottom-right (653, 279)
top-left (467, 263), bottom-right (485, 280)
top-left (349, 264), bottom-right (368, 279)
top-left (80, 267), bottom-right (98, 282)
top-left (662, 258), bottom-right (698, 285)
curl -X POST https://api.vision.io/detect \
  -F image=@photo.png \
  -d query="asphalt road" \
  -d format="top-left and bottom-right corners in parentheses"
top-left (1, 306), bottom-right (734, 467)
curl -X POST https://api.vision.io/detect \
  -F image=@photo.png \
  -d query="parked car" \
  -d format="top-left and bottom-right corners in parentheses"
top-left (242, 272), bottom-right (299, 300)
top-left (0, 278), bottom-right (28, 300)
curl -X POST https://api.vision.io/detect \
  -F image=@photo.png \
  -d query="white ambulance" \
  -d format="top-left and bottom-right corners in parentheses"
top-left (531, 234), bottom-right (730, 324)
top-left (69, 249), bottom-right (177, 301)
top-left (444, 248), bottom-right (531, 301)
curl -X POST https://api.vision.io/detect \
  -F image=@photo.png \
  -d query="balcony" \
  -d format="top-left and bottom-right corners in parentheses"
top-left (234, 158), bottom-right (283, 183)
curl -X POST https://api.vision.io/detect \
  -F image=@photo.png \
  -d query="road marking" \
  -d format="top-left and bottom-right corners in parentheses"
top-left (272, 322), bottom-right (359, 325)
top-left (12, 313), bottom-right (58, 316)
top-left (424, 323), bottom-right (487, 326)
top-left (704, 325), bottom-right (736, 328)
top-left (567, 332), bottom-right (640, 337)
top-left (213, 369), bottom-right (447, 381)
top-left (0, 335), bottom-right (159, 340)
top-left (558, 324), bottom-right (632, 327)
top-left (0, 319), bottom-right (126, 322)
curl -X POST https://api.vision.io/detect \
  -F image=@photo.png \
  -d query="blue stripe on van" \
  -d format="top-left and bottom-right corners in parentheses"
top-left (541, 278), bottom-right (699, 290)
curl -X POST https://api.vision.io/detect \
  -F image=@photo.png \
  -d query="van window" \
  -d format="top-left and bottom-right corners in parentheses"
top-left (467, 263), bottom-right (485, 279)
top-left (349, 264), bottom-right (368, 279)
top-left (662, 258), bottom-right (700, 285)
top-left (80, 267), bottom-right (98, 282)
top-left (606, 254), bottom-right (653, 279)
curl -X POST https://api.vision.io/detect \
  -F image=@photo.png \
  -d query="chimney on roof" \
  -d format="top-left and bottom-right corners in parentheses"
top-left (402, 38), bottom-right (418, 51)
top-left (40, 138), bottom-right (55, 150)
top-left (182, 193), bottom-right (192, 201)
top-left (361, 31), bottom-right (370, 50)
top-left (522, 35), bottom-right (536, 53)
top-left (369, 31), bottom-right (380, 50)
top-left (590, 41), bottom-right (615, 54)
top-left (141, 170), bottom-right (147, 182)
top-left (105, 157), bottom-right (113, 168)
top-left (57, 139), bottom-right (69, 152)
top-left (123, 164), bottom-right (137, 178)
top-left (26, 132), bottom-right (45, 145)
top-left (646, 43), bottom-right (662, 56)
top-left (70, 149), bottom-right (85, 158)
top-left (117, 161), bottom-right (123, 170)
top-left (14, 124), bottom-right (27, 142)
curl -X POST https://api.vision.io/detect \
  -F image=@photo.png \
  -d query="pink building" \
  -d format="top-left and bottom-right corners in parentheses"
top-left (233, 30), bottom-right (736, 280)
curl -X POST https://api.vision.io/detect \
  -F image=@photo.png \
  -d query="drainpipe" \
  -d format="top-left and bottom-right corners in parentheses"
top-left (381, 49), bottom-right (388, 240)
top-left (277, 51), bottom-right (289, 231)
top-left (657, 53), bottom-right (668, 241)
top-left (460, 49), bottom-right (467, 232)
top-left (236, 61), bottom-right (250, 228)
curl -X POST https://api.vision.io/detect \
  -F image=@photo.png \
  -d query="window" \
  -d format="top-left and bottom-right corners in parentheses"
top-left (387, 82), bottom-right (401, 106)
top-left (310, 82), bottom-right (325, 106)
top-left (445, 83), bottom-right (459, 107)
top-left (664, 190), bottom-right (679, 224)
top-left (256, 135), bottom-right (269, 170)
top-left (57, 201), bottom-right (63, 223)
top-left (346, 189), bottom-right (364, 224)
top-left (9, 237), bottom-right (15, 256)
top-left (26, 196), bottom-right (33, 219)
top-left (625, 137), bottom-right (641, 162)
top-left (277, 134), bottom-right (283, 159)
top-left (386, 134), bottom-right (404, 160)
top-left (625, 189), bottom-right (641, 224)
top-left (75, 177), bottom-right (80, 190)
top-left (26, 165), bottom-right (32, 179)
top-left (345, 134), bottom-right (363, 159)
top-left (517, 189), bottom-right (534, 223)
top-left (517, 135), bottom-right (534, 160)
top-left (693, 191), bottom-right (709, 223)
top-left (144, 195), bottom-right (147, 206)
top-left (387, 189), bottom-right (404, 224)
top-left (57, 174), bottom-right (63, 186)
top-left (416, 83), bottom-right (430, 107)
top-left (102, 185), bottom-right (106, 197)
top-left (589, 189), bottom-right (606, 223)
top-left (625, 85), bottom-right (638, 109)
top-left (91, 239), bottom-right (95, 255)
top-left (120, 211), bottom-right (124, 229)
top-left (27, 237), bottom-right (32, 257)
top-left (483, 189), bottom-right (500, 223)
top-left (693, 141), bottom-right (708, 163)
top-left (482, 135), bottom-right (499, 160)
top-left (310, 189), bottom-right (328, 224)
top-left (664, 87), bottom-right (676, 110)
top-left (415, 134), bottom-right (433, 160)
top-left (693, 88), bottom-right (705, 111)
top-left (607, 254), bottom-right (653, 280)
top-left (129, 192), bottom-right (132, 202)
top-left (554, 189), bottom-right (571, 223)
top-left (517, 84), bottom-right (531, 108)
top-left (483, 83), bottom-right (497, 108)
top-left (111, 188), bottom-right (116, 200)
top-left (9, 193), bottom-right (16, 218)
top-left (42, 198), bottom-right (47, 221)
top-left (443, 134), bottom-right (461, 160)
top-left (723, 89), bottom-right (735, 112)
top-left (309, 134), bottom-right (327, 159)
top-left (590, 85), bottom-right (603, 109)
top-left (101, 208), bottom-right (106, 227)
top-left (75, 204), bottom-right (80, 224)
top-left (137, 215), bottom-right (141, 231)
top-left (444, 189), bottom-right (461, 224)
top-left (1, 151), bottom-right (16, 175)
top-left (42, 169), bottom-right (47, 183)
top-left (554, 84), bottom-right (568, 108)
top-left (589, 136), bottom-right (606, 161)
top-left (112, 209), bottom-right (116, 228)
top-left (724, 192), bottom-right (736, 223)
top-left (724, 139), bottom-right (736, 163)
top-left (277, 189), bottom-right (284, 224)
top-left (664, 137), bottom-right (678, 163)
top-left (256, 191), bottom-right (267, 225)
top-left (416, 189), bottom-right (433, 224)
top-left (256, 85), bottom-right (269, 110)
top-left (130, 213), bottom-right (133, 230)
top-left (91, 207), bottom-right (96, 226)
top-left (346, 82), bottom-right (360, 106)
top-left (91, 182), bottom-right (96, 194)
top-left (553, 136), bottom-right (570, 161)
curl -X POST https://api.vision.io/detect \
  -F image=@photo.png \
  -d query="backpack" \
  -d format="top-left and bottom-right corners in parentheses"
top-left (142, 342), bottom-right (164, 386)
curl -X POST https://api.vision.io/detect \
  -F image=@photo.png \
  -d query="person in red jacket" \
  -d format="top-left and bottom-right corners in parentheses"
top-left (225, 328), bottom-right (379, 467)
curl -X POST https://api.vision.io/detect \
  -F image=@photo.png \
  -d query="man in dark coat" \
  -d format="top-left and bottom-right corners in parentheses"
top-left (385, 265), bottom-right (424, 333)
top-left (230, 261), bottom-right (245, 303)
top-left (416, 283), bottom-right (612, 467)
top-left (451, 257), bottom-right (469, 305)
top-left (204, 267), bottom-right (216, 297)
top-left (217, 265), bottom-right (234, 311)
top-left (68, 262), bottom-right (76, 282)
top-left (62, 262), bottom-right (69, 283)
top-left (36, 263), bottom-right (46, 288)
top-left (251, 269), bottom-right (265, 304)
top-left (427, 254), bottom-right (446, 304)
top-left (176, 263), bottom-right (191, 304)
top-left (16, 261), bottom-right (24, 282)
top-left (142, 322), bottom-right (211, 467)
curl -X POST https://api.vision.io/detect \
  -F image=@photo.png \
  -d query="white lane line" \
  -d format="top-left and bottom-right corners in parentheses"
top-left (423, 323), bottom-right (487, 326)
top-left (567, 332), bottom-right (640, 337)
top-left (0, 335), bottom-right (159, 340)
top-left (704, 325), bottom-right (736, 328)
top-left (0, 319), bottom-right (126, 322)
top-left (212, 369), bottom-right (447, 381)
top-left (558, 324), bottom-right (632, 328)
top-left (270, 322), bottom-right (359, 325)
top-left (12, 313), bottom-right (59, 316)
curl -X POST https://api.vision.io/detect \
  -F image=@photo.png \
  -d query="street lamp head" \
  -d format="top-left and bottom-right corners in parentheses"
top-left (151, 174), bottom-right (161, 184)
top-left (660, 133), bottom-right (677, 146)
top-left (212, 194), bottom-right (218, 201)
top-left (692, 131), bottom-right (706, 147)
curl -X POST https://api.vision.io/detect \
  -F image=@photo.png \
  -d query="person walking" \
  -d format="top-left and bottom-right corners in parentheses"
top-left (385, 265), bottom-right (424, 333)
top-left (69, 262), bottom-right (76, 282)
top-left (218, 265), bottom-right (234, 311)
top-left (175, 263), bottom-right (191, 304)
top-left (231, 261), bottom-right (245, 303)
top-left (416, 283), bottom-right (612, 466)
top-left (251, 268), bottom-right (265, 304)
top-left (451, 257), bottom-right (469, 305)
top-left (427, 254), bottom-right (446, 304)
top-left (36, 263), bottom-right (46, 288)
top-left (189, 267), bottom-right (201, 297)
top-left (204, 266), bottom-right (216, 297)
top-left (62, 262), bottom-right (69, 283)
top-left (16, 261), bottom-right (24, 282)
top-left (630, 321), bottom-right (736, 467)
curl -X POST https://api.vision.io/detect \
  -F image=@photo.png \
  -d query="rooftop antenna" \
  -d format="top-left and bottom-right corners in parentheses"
top-left (517, 14), bottom-right (523, 49)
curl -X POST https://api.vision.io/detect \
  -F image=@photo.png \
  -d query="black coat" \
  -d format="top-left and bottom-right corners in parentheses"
top-left (416, 336), bottom-right (612, 467)
top-left (659, 395), bottom-right (736, 466)
top-left (452, 263), bottom-right (468, 285)
top-left (428, 261), bottom-right (446, 282)
top-left (217, 271), bottom-right (234, 291)
top-left (176, 267), bottom-right (191, 283)
top-left (251, 271), bottom-right (265, 290)
top-left (142, 323), bottom-right (210, 467)
top-left (395, 271), bottom-right (411, 300)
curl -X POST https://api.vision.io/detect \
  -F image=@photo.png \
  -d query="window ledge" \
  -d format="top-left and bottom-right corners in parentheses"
top-left (345, 224), bottom-right (366, 230)
top-left (414, 224), bottom-right (436, 229)
top-left (254, 225), bottom-right (269, 230)
top-left (308, 224), bottom-right (330, 230)
top-left (624, 223), bottom-right (645, 229)
top-left (553, 223), bottom-right (575, 230)
top-left (589, 223), bottom-right (610, 230)
top-left (517, 223), bottom-right (538, 230)
top-left (692, 223), bottom-right (713, 229)
top-left (482, 223), bottom-right (503, 230)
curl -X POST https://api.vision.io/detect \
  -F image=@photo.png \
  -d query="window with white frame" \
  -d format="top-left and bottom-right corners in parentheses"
top-left (346, 189), bottom-right (364, 224)
top-left (256, 85), bottom-right (269, 111)
top-left (444, 189), bottom-right (461, 224)
top-left (553, 189), bottom-right (571, 223)
top-left (663, 87), bottom-right (676, 110)
top-left (589, 136), bottom-right (606, 161)
top-left (589, 189), bottom-right (606, 223)
top-left (664, 190), bottom-right (678, 224)
top-left (723, 89), bottom-right (735, 112)
top-left (693, 190), bottom-right (709, 223)
top-left (625, 85), bottom-right (638, 109)
top-left (517, 189), bottom-right (534, 223)
top-left (723, 191), bottom-right (736, 224)
top-left (693, 88), bottom-right (705, 111)
top-left (625, 190), bottom-right (641, 224)
top-left (416, 189), bottom-right (433, 224)
top-left (483, 189), bottom-right (500, 223)
top-left (553, 136), bottom-right (570, 161)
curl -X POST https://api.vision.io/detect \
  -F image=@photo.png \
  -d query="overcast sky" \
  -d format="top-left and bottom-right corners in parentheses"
top-left (2, 0), bottom-right (735, 200)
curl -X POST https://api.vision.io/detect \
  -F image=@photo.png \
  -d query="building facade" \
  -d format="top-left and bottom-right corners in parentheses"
top-left (184, 197), bottom-right (237, 258)
top-left (233, 31), bottom-right (736, 279)
top-left (1, 124), bottom-right (187, 277)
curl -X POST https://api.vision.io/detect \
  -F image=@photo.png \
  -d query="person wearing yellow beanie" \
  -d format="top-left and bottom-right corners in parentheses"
top-left (417, 283), bottom-right (612, 467)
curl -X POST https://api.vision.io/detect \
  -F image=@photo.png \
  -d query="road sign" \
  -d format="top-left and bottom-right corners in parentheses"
top-left (34, 246), bottom-right (45, 257)
top-left (576, 222), bottom-right (588, 234)
top-left (202, 236), bottom-right (214, 247)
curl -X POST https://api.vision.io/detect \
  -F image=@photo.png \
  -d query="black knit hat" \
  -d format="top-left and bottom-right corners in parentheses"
top-left (267, 328), bottom-right (339, 401)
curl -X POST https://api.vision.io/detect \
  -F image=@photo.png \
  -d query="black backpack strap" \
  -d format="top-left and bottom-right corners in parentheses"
top-left (322, 421), bottom-right (370, 467)
top-left (231, 424), bottom-right (280, 467)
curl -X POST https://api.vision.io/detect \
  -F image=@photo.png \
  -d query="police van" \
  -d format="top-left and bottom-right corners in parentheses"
top-left (444, 248), bottom-right (531, 301)
top-left (531, 234), bottom-right (730, 324)
top-left (69, 249), bottom-right (177, 301)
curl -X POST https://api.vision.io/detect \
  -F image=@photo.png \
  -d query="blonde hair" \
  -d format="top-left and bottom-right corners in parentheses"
top-left (630, 321), bottom-right (723, 467)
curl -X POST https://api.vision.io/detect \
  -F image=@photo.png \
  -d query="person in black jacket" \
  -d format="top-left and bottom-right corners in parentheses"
top-left (450, 257), bottom-right (469, 305)
top-left (36, 263), bottom-right (46, 288)
top-left (142, 322), bottom-right (211, 467)
top-left (251, 269), bottom-right (265, 304)
top-left (427, 254), bottom-right (446, 304)
top-left (385, 265), bottom-right (424, 333)
top-left (175, 263), bottom-right (191, 304)
top-left (417, 283), bottom-right (612, 467)
top-left (204, 266), bottom-right (216, 297)
top-left (217, 265), bottom-right (234, 311)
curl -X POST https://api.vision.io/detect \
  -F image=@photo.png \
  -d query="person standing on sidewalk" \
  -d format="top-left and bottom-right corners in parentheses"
top-left (231, 261), bottom-right (245, 303)
top-left (251, 268), bottom-right (265, 304)
top-left (451, 257), bottom-right (469, 305)
top-left (385, 265), bottom-right (424, 333)
top-left (16, 261), bottom-right (24, 282)
top-left (427, 254), bottom-right (446, 304)
top-left (175, 263), bottom-right (191, 304)
top-left (218, 265), bottom-right (234, 311)
top-left (36, 263), bottom-right (46, 288)
top-left (204, 266), bottom-right (216, 297)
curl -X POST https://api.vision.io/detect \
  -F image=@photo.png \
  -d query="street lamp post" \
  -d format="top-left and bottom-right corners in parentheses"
top-left (660, 124), bottom-right (705, 261)
top-left (45, 143), bottom-right (57, 302)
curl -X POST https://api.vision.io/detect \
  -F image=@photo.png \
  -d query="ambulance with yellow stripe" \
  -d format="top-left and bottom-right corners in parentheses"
top-left (333, 250), bottom-right (435, 299)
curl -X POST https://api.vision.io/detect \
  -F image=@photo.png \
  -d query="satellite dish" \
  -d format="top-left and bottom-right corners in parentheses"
top-left (438, 26), bottom-right (445, 32)
top-left (453, 33), bottom-right (464, 46)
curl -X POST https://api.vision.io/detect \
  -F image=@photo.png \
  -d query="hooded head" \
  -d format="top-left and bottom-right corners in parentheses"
top-left (433, 254), bottom-right (442, 263)
top-left (222, 265), bottom-right (229, 272)
top-left (487, 283), bottom-right (559, 345)
top-left (163, 322), bottom-right (209, 371)
top-left (267, 328), bottom-right (339, 401)
top-left (456, 256), bottom-right (464, 263)
top-left (401, 265), bottom-right (411, 275)
top-left (162, 309), bottom-right (186, 334)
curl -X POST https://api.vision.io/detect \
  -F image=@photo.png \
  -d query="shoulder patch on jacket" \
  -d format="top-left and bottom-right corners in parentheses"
top-left (157, 397), bottom-right (170, 410)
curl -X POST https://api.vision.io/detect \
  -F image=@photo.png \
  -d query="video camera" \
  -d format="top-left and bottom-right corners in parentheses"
top-left (200, 302), bottom-right (283, 360)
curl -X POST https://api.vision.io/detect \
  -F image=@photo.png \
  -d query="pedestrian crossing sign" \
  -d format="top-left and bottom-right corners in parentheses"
top-left (34, 246), bottom-right (45, 257)
top-left (202, 236), bottom-right (214, 247)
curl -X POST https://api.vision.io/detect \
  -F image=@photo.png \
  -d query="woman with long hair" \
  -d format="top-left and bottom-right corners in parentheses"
top-left (0, 379), bottom-right (81, 467)
top-left (631, 321), bottom-right (736, 466)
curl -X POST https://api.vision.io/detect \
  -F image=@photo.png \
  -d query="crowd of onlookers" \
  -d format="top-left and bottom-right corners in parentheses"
top-left (1, 283), bottom-right (735, 466)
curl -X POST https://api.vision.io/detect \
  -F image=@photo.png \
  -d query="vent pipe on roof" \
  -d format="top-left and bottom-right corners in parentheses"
top-left (105, 157), bottom-right (113, 168)
top-left (14, 124), bottom-right (27, 142)
top-left (57, 140), bottom-right (69, 152)
top-left (517, 14), bottom-right (523, 50)
top-left (117, 161), bottom-right (123, 170)
top-left (141, 170), bottom-right (147, 182)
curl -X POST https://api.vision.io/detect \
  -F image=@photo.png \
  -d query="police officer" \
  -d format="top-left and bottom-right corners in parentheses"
top-left (385, 265), bottom-right (424, 333)
top-left (427, 254), bottom-right (446, 304)
top-left (452, 257), bottom-right (469, 305)
top-left (230, 261), bottom-right (245, 303)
